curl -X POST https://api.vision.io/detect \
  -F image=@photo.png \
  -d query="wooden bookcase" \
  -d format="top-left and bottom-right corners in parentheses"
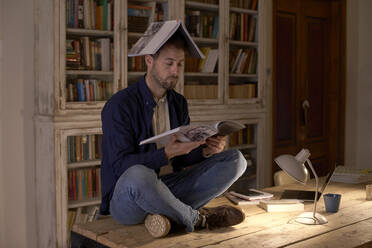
top-left (50, 0), bottom-right (270, 247)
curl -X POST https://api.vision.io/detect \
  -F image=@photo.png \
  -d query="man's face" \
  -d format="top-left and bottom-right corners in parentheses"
top-left (148, 43), bottom-right (184, 91)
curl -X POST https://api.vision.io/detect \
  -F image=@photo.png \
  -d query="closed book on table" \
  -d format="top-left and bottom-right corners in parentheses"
top-left (259, 200), bottom-right (304, 212)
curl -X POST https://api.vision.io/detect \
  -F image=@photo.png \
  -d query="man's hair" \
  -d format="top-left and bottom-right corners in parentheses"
top-left (152, 31), bottom-right (186, 59)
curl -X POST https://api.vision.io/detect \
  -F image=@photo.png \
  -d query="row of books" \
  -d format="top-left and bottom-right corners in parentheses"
top-left (183, 83), bottom-right (257, 100)
top-left (229, 124), bottom-right (255, 146)
top-left (66, 79), bottom-right (113, 102)
top-left (185, 47), bottom-right (218, 73)
top-left (67, 134), bottom-right (102, 163)
top-left (68, 167), bottom-right (101, 201)
top-left (128, 56), bottom-right (145, 72)
top-left (127, 2), bottom-right (168, 33)
top-left (230, 0), bottom-right (258, 10)
top-left (230, 48), bottom-right (257, 74)
top-left (186, 10), bottom-right (218, 39)
top-left (66, 38), bottom-right (113, 71)
top-left (331, 166), bottom-right (372, 184)
top-left (229, 83), bottom-right (256, 98)
top-left (128, 4), bottom-right (153, 33)
top-left (66, 0), bottom-right (113, 30)
top-left (184, 84), bottom-right (218, 99)
top-left (68, 205), bottom-right (100, 236)
top-left (230, 13), bottom-right (256, 41)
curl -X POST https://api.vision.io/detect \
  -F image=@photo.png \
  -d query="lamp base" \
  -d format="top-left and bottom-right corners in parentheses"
top-left (295, 212), bottom-right (328, 225)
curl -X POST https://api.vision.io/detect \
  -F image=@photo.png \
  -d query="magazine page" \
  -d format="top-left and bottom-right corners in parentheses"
top-left (128, 20), bottom-right (204, 58)
top-left (176, 124), bottom-right (218, 142)
top-left (128, 21), bottom-right (171, 57)
top-left (216, 120), bottom-right (245, 136)
top-left (139, 126), bottom-right (181, 145)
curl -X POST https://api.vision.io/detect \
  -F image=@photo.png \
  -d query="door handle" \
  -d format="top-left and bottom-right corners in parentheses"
top-left (302, 100), bottom-right (310, 126)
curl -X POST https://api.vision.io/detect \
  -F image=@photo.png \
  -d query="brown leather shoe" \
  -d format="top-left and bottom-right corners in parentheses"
top-left (198, 205), bottom-right (245, 229)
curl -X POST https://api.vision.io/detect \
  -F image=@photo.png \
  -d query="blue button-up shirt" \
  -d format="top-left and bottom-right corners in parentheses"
top-left (100, 76), bottom-right (205, 214)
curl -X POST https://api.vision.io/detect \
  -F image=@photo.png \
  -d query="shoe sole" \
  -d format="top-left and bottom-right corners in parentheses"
top-left (144, 214), bottom-right (171, 238)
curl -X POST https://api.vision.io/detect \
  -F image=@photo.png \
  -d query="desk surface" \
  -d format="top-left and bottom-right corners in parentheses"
top-left (72, 181), bottom-right (372, 248)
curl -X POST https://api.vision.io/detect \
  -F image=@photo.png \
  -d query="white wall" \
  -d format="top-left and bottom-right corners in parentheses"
top-left (345, 0), bottom-right (372, 169)
top-left (0, 0), bottom-right (4, 245)
top-left (0, 0), bottom-right (36, 247)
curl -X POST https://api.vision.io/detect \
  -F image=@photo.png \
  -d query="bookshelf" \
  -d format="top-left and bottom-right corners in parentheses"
top-left (50, 0), bottom-right (269, 247)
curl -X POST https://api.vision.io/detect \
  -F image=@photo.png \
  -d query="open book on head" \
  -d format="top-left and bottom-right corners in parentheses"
top-left (139, 120), bottom-right (245, 146)
top-left (128, 20), bottom-right (204, 58)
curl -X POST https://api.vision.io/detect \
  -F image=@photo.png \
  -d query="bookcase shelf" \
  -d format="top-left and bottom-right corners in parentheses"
top-left (68, 198), bottom-right (101, 209)
top-left (66, 70), bottom-right (114, 76)
top-left (67, 159), bottom-right (102, 169)
top-left (191, 37), bottom-right (218, 44)
top-left (229, 144), bottom-right (257, 150)
top-left (185, 1), bottom-right (219, 11)
top-left (229, 40), bottom-right (258, 47)
top-left (229, 73), bottom-right (257, 78)
top-left (66, 28), bottom-right (114, 36)
top-left (230, 7), bottom-right (258, 15)
top-left (185, 72), bottom-right (218, 77)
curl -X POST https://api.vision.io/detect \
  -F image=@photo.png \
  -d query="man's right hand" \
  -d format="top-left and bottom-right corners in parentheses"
top-left (164, 135), bottom-right (205, 160)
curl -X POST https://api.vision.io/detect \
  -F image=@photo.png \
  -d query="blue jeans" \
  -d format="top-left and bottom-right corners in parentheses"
top-left (109, 149), bottom-right (247, 232)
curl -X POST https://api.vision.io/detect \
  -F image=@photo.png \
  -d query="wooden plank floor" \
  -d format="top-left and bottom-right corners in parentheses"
top-left (72, 182), bottom-right (372, 248)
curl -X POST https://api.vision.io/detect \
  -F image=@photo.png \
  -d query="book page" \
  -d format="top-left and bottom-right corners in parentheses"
top-left (177, 125), bottom-right (217, 142)
top-left (128, 21), bottom-right (169, 56)
top-left (140, 20), bottom-right (179, 55)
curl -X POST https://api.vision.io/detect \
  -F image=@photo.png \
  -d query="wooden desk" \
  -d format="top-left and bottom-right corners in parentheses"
top-left (72, 182), bottom-right (372, 248)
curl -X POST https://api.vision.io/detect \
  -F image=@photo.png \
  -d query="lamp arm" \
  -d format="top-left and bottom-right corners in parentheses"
top-left (306, 159), bottom-right (319, 218)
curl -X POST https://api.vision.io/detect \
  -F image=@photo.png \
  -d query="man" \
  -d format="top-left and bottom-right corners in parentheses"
top-left (100, 30), bottom-right (247, 238)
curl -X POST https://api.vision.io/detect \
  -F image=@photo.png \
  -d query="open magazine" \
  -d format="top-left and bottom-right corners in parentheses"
top-left (139, 120), bottom-right (245, 146)
top-left (128, 20), bottom-right (204, 58)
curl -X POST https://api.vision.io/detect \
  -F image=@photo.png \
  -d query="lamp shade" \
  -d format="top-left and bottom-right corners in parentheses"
top-left (274, 149), bottom-right (310, 184)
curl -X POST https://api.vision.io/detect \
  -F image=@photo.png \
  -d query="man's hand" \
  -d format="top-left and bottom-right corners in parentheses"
top-left (164, 135), bottom-right (205, 160)
top-left (202, 135), bottom-right (227, 157)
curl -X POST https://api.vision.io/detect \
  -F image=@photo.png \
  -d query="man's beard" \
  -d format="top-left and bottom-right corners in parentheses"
top-left (150, 65), bottom-right (178, 90)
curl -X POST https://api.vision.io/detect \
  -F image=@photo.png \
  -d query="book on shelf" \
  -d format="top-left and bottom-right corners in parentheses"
top-left (66, 0), bottom-right (113, 30)
top-left (139, 120), bottom-right (245, 146)
top-left (198, 47), bottom-right (211, 71)
top-left (128, 20), bottom-right (204, 59)
top-left (187, 10), bottom-right (201, 37)
top-left (229, 189), bottom-right (273, 201)
top-left (202, 48), bottom-right (218, 73)
top-left (66, 38), bottom-right (112, 71)
top-left (224, 191), bottom-right (260, 205)
top-left (68, 167), bottom-right (101, 201)
top-left (127, 3), bottom-right (155, 33)
top-left (229, 83), bottom-right (256, 99)
top-left (184, 84), bottom-right (218, 99)
top-left (259, 199), bottom-right (304, 212)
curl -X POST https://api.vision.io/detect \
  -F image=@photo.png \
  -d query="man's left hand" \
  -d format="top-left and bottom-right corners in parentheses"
top-left (202, 135), bottom-right (227, 157)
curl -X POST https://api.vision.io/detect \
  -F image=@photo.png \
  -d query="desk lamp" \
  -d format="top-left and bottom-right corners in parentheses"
top-left (274, 149), bottom-right (328, 225)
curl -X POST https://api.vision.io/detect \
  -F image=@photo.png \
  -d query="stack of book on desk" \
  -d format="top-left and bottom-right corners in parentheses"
top-left (224, 189), bottom-right (273, 206)
top-left (331, 166), bottom-right (372, 184)
top-left (259, 199), bottom-right (304, 212)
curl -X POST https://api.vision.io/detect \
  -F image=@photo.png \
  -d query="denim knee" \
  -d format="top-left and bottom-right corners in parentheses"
top-left (116, 164), bottom-right (157, 191)
top-left (224, 149), bottom-right (247, 178)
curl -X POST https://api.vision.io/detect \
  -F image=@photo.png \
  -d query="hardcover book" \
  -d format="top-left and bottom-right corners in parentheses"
top-left (259, 199), bottom-right (304, 212)
top-left (128, 20), bottom-right (204, 58)
top-left (139, 120), bottom-right (245, 146)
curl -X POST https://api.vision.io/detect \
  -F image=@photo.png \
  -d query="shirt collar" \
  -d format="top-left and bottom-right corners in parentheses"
top-left (139, 74), bottom-right (175, 107)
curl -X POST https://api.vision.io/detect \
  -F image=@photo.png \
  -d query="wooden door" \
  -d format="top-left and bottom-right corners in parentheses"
top-left (273, 0), bottom-right (345, 179)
